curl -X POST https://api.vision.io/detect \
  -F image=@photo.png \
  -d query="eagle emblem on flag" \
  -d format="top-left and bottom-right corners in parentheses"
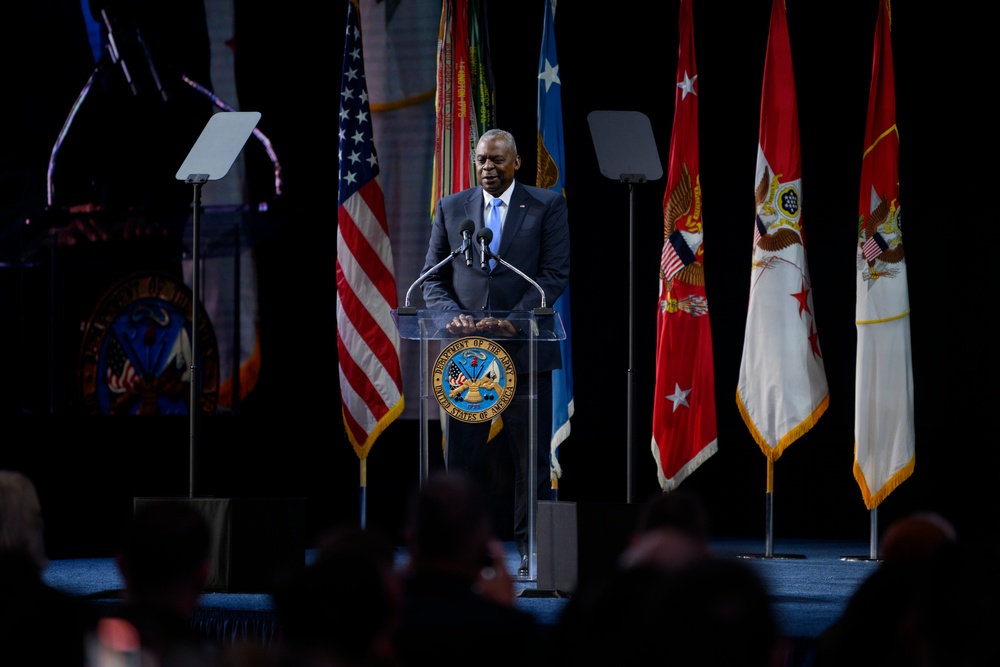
top-left (859, 187), bottom-right (904, 284)
top-left (754, 165), bottom-right (803, 254)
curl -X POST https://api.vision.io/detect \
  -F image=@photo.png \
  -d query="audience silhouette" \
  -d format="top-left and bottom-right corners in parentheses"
top-left (270, 523), bottom-right (402, 667)
top-left (392, 470), bottom-right (542, 667)
top-left (108, 499), bottom-right (218, 667)
top-left (618, 488), bottom-right (714, 572)
top-left (551, 489), bottom-right (786, 667)
top-left (0, 469), bottom-right (100, 667)
top-left (9, 468), bottom-right (998, 667)
top-left (812, 510), bottom-right (1000, 667)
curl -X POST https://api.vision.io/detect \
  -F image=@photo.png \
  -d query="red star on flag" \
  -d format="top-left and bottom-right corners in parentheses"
top-left (792, 281), bottom-right (811, 317)
top-left (808, 323), bottom-right (822, 358)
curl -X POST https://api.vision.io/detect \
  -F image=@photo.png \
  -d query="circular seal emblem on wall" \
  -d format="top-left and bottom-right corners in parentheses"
top-left (78, 271), bottom-right (219, 416)
top-left (432, 337), bottom-right (516, 424)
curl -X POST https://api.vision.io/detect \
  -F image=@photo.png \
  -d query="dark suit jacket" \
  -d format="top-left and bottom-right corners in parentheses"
top-left (420, 181), bottom-right (570, 371)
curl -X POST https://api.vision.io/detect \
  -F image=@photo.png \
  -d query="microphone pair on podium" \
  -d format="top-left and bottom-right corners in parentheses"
top-left (458, 218), bottom-right (492, 270)
top-left (401, 216), bottom-right (547, 312)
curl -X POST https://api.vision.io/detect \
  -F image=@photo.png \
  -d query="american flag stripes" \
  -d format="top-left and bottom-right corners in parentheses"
top-left (448, 361), bottom-right (469, 389)
top-left (861, 232), bottom-right (888, 262)
top-left (106, 333), bottom-right (137, 394)
top-left (661, 229), bottom-right (697, 282)
top-left (336, 0), bottom-right (404, 459)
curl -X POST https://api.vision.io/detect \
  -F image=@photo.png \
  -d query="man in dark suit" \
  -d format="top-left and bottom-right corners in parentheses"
top-left (420, 128), bottom-right (570, 575)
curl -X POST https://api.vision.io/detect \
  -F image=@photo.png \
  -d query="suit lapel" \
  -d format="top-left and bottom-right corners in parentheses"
top-left (465, 187), bottom-right (486, 230)
top-left (499, 182), bottom-right (529, 256)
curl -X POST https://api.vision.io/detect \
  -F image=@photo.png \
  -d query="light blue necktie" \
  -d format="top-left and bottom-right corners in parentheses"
top-left (487, 197), bottom-right (503, 271)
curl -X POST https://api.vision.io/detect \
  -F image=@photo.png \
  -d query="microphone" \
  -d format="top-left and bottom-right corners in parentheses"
top-left (402, 225), bottom-right (475, 308)
top-left (476, 227), bottom-right (494, 270)
top-left (458, 219), bottom-right (475, 267)
top-left (475, 227), bottom-right (549, 309)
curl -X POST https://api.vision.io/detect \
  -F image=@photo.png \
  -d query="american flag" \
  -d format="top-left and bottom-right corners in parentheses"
top-left (661, 229), bottom-right (696, 282)
top-left (106, 333), bottom-right (137, 394)
top-left (448, 361), bottom-right (468, 389)
top-left (753, 214), bottom-right (766, 248)
top-left (336, 0), bottom-right (404, 460)
top-left (862, 232), bottom-right (888, 261)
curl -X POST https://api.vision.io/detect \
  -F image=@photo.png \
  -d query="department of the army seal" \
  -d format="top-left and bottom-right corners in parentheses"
top-left (78, 271), bottom-right (219, 416)
top-left (432, 337), bottom-right (516, 424)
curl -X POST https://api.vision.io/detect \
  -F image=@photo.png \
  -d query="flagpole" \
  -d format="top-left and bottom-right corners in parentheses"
top-left (359, 458), bottom-right (367, 529)
top-left (869, 508), bottom-right (877, 559)
top-left (626, 181), bottom-right (636, 504)
top-left (737, 459), bottom-right (803, 560)
top-left (841, 506), bottom-right (880, 562)
top-left (765, 460), bottom-right (774, 557)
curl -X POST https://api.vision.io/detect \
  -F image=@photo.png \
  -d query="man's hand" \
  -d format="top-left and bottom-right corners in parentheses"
top-left (475, 317), bottom-right (516, 337)
top-left (446, 313), bottom-right (479, 334)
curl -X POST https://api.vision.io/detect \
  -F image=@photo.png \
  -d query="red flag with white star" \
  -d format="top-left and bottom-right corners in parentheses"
top-left (651, 0), bottom-right (717, 490)
top-left (736, 0), bottom-right (828, 461)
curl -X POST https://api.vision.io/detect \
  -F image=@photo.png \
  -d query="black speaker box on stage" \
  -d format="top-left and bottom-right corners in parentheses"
top-left (537, 500), bottom-right (640, 594)
top-left (133, 497), bottom-right (306, 593)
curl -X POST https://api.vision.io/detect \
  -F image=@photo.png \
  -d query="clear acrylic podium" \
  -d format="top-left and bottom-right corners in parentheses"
top-left (393, 308), bottom-right (566, 580)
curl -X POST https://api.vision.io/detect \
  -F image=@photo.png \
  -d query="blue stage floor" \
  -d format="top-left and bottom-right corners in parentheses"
top-left (43, 537), bottom-right (880, 646)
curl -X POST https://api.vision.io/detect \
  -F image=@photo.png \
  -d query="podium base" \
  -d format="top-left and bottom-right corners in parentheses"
top-left (133, 497), bottom-right (306, 593)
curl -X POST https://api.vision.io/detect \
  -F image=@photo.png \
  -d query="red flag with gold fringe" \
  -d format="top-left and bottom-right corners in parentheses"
top-left (651, 0), bottom-right (718, 491)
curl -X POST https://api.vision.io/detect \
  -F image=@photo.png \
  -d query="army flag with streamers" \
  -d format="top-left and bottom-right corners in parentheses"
top-left (431, 0), bottom-right (495, 219)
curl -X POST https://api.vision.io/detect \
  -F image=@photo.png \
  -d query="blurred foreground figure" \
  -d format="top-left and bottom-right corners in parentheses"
top-left (271, 524), bottom-right (402, 667)
top-left (108, 499), bottom-right (217, 667)
top-left (393, 470), bottom-right (542, 667)
top-left (814, 510), bottom-right (1000, 667)
top-left (553, 486), bottom-right (785, 667)
top-left (0, 469), bottom-right (99, 667)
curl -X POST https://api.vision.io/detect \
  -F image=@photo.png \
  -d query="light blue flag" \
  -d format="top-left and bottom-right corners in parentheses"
top-left (537, 0), bottom-right (572, 493)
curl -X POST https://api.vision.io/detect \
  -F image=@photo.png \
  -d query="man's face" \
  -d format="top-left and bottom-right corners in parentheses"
top-left (476, 136), bottom-right (520, 196)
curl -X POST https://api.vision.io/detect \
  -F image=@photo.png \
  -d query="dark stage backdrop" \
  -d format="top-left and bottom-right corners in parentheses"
top-left (1, 1), bottom-right (996, 558)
